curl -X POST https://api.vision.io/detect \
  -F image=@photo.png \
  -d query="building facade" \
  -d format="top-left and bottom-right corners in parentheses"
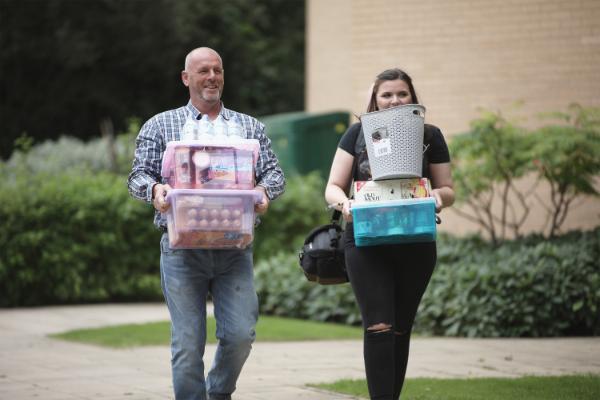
top-left (306, 0), bottom-right (600, 236)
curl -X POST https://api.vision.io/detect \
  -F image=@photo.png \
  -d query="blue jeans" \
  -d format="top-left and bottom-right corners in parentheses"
top-left (160, 233), bottom-right (258, 400)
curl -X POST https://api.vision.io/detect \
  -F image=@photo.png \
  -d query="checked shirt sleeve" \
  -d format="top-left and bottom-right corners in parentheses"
top-left (253, 122), bottom-right (285, 201)
top-left (127, 118), bottom-right (165, 203)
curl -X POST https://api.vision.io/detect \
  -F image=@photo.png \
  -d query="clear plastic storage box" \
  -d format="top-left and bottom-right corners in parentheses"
top-left (165, 189), bottom-right (262, 249)
top-left (351, 197), bottom-right (436, 246)
top-left (161, 139), bottom-right (260, 190)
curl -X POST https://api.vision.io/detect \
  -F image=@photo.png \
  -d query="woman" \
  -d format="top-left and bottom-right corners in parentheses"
top-left (325, 68), bottom-right (454, 399)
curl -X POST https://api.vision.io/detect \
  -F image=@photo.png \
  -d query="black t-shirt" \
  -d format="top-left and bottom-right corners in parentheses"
top-left (338, 122), bottom-right (450, 181)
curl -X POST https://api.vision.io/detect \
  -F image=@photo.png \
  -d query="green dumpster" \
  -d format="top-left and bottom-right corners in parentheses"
top-left (260, 111), bottom-right (350, 179)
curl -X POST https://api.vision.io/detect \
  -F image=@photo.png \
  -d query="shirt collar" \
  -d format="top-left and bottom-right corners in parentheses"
top-left (185, 100), bottom-right (232, 121)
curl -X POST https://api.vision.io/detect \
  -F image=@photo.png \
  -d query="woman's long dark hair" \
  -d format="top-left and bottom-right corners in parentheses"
top-left (366, 68), bottom-right (419, 112)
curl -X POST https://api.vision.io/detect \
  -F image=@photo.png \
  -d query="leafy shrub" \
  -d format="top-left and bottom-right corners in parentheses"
top-left (529, 104), bottom-right (600, 237)
top-left (0, 133), bottom-right (330, 306)
top-left (254, 252), bottom-right (359, 325)
top-left (0, 171), bottom-right (162, 306)
top-left (450, 104), bottom-right (600, 243)
top-left (253, 172), bottom-right (330, 261)
top-left (255, 229), bottom-right (600, 337)
top-left (415, 229), bottom-right (600, 337)
top-left (4, 119), bottom-right (139, 176)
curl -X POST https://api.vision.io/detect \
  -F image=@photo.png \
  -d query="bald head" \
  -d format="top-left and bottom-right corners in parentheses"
top-left (184, 47), bottom-right (222, 71)
top-left (181, 47), bottom-right (225, 114)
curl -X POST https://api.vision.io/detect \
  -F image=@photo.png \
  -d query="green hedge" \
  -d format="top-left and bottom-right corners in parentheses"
top-left (254, 229), bottom-right (600, 337)
top-left (416, 229), bottom-right (600, 337)
top-left (253, 172), bottom-right (329, 260)
top-left (254, 252), bottom-right (359, 324)
top-left (2, 162), bottom-right (598, 338)
top-left (0, 171), bottom-right (162, 306)
top-left (0, 169), bottom-right (329, 307)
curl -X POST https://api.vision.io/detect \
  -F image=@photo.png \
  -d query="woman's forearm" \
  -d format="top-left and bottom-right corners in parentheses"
top-left (325, 184), bottom-right (349, 209)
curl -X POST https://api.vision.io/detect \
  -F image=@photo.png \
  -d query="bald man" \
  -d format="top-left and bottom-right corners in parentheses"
top-left (128, 47), bottom-right (285, 400)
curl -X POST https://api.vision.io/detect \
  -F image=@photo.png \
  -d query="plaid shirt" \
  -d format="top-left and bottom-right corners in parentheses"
top-left (127, 101), bottom-right (285, 229)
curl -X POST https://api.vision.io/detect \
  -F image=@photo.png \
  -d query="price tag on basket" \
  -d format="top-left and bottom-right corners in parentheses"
top-left (371, 127), bottom-right (392, 158)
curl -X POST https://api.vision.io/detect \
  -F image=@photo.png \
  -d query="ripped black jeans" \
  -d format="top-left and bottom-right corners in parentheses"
top-left (344, 223), bottom-right (436, 400)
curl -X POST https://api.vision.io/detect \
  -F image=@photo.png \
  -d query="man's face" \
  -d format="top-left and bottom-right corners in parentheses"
top-left (182, 50), bottom-right (224, 106)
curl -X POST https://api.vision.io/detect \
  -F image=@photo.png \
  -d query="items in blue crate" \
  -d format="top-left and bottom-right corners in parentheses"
top-left (351, 197), bottom-right (436, 246)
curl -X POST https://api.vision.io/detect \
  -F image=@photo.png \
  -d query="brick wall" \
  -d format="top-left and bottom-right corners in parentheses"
top-left (306, 0), bottom-right (600, 236)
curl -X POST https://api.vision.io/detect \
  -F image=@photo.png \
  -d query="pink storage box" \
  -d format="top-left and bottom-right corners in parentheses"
top-left (161, 139), bottom-right (260, 190)
top-left (165, 189), bottom-right (263, 249)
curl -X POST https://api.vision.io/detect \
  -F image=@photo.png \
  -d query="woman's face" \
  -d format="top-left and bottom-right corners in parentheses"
top-left (375, 79), bottom-right (413, 110)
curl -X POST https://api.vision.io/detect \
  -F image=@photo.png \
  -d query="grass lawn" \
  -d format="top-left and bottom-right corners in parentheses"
top-left (50, 315), bottom-right (363, 348)
top-left (313, 375), bottom-right (600, 400)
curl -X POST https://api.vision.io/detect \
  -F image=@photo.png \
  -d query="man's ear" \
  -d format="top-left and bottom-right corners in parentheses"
top-left (181, 70), bottom-right (189, 87)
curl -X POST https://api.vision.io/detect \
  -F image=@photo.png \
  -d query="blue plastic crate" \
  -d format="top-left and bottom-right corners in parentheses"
top-left (351, 197), bottom-right (436, 246)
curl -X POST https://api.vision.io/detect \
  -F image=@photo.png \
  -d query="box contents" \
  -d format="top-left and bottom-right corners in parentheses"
top-left (165, 189), bottom-right (262, 249)
top-left (351, 197), bottom-right (436, 246)
top-left (174, 147), bottom-right (193, 188)
top-left (353, 178), bottom-right (431, 203)
top-left (161, 138), bottom-right (260, 190)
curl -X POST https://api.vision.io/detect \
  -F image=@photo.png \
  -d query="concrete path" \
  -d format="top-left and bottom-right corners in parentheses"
top-left (1, 303), bottom-right (599, 400)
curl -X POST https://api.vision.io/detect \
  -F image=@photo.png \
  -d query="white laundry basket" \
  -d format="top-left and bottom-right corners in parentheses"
top-left (360, 104), bottom-right (426, 179)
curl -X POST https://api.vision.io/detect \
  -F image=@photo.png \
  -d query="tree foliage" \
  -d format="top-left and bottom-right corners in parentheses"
top-left (450, 104), bottom-right (600, 243)
top-left (530, 104), bottom-right (600, 237)
top-left (0, 0), bottom-right (305, 158)
top-left (449, 109), bottom-right (536, 244)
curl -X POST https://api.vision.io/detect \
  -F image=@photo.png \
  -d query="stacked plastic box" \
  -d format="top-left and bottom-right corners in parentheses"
top-left (351, 105), bottom-right (437, 246)
top-left (352, 197), bottom-right (436, 246)
top-left (161, 137), bottom-right (262, 249)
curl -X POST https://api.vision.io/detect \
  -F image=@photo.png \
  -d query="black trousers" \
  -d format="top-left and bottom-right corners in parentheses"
top-left (344, 223), bottom-right (436, 400)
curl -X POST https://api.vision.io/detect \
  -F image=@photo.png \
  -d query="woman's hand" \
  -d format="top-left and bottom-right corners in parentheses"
top-left (429, 163), bottom-right (454, 213)
top-left (341, 198), bottom-right (354, 222)
top-left (431, 188), bottom-right (443, 213)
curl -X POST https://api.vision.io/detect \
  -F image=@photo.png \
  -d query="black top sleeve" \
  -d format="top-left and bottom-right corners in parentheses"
top-left (338, 122), bottom-right (362, 156)
top-left (425, 124), bottom-right (450, 164)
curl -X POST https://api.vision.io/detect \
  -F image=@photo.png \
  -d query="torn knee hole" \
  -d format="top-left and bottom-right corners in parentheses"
top-left (367, 323), bottom-right (392, 333)
top-left (394, 330), bottom-right (408, 336)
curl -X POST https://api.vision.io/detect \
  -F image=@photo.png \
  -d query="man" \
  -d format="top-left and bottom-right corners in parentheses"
top-left (127, 47), bottom-right (285, 400)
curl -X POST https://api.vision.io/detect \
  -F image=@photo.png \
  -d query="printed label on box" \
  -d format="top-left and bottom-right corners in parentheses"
top-left (175, 148), bottom-right (192, 187)
top-left (353, 178), bottom-right (432, 202)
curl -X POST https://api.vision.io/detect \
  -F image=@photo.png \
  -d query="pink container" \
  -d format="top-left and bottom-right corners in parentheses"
top-left (165, 189), bottom-right (263, 249)
top-left (161, 139), bottom-right (260, 190)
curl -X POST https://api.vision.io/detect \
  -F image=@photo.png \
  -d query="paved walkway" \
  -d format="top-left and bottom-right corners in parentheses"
top-left (1, 303), bottom-right (599, 400)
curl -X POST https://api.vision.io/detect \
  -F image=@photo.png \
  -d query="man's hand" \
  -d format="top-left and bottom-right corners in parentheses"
top-left (152, 183), bottom-right (172, 213)
top-left (254, 185), bottom-right (270, 215)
